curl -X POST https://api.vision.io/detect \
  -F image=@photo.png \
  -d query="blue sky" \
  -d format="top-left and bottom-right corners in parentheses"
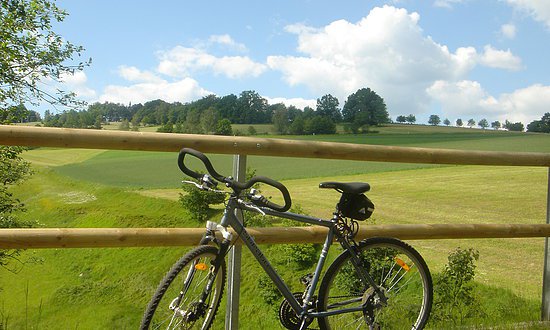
top-left (52, 0), bottom-right (550, 125)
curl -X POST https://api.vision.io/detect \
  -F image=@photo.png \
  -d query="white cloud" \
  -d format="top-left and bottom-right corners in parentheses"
top-left (59, 71), bottom-right (97, 99)
top-left (433, 0), bottom-right (467, 9)
top-left (507, 0), bottom-right (550, 28)
top-left (208, 34), bottom-right (248, 52)
top-left (268, 6), bottom-right (513, 117)
top-left (117, 65), bottom-right (164, 83)
top-left (500, 23), bottom-right (517, 39)
top-left (264, 96), bottom-right (316, 110)
top-left (427, 80), bottom-right (499, 117)
top-left (98, 77), bottom-right (211, 105)
top-left (427, 80), bottom-right (550, 124)
top-left (267, 6), bottom-right (524, 119)
top-left (499, 84), bottom-right (550, 123)
top-left (97, 35), bottom-right (263, 104)
top-left (479, 45), bottom-right (522, 71)
top-left (157, 46), bottom-right (266, 79)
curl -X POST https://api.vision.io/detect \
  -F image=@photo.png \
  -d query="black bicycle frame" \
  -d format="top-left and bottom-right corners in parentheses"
top-left (214, 197), bottom-right (385, 321)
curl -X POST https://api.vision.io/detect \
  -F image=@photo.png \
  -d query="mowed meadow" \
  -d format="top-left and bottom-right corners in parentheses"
top-left (1, 124), bottom-right (550, 329)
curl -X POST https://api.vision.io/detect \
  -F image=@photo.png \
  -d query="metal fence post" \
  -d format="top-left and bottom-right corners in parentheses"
top-left (226, 154), bottom-right (246, 329)
top-left (542, 167), bottom-right (550, 320)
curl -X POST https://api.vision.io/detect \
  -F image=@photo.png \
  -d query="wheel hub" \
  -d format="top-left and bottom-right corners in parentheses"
top-left (170, 298), bottom-right (206, 323)
top-left (361, 286), bottom-right (387, 328)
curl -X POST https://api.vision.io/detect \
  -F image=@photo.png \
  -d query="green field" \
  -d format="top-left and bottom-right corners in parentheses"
top-left (41, 125), bottom-right (550, 188)
top-left (2, 124), bottom-right (550, 328)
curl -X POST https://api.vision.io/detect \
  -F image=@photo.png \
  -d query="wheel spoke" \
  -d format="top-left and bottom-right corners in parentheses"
top-left (317, 238), bottom-right (432, 330)
top-left (141, 246), bottom-right (226, 330)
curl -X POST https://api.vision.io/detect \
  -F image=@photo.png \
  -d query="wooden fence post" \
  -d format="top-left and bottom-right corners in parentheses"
top-left (542, 167), bottom-right (550, 320)
top-left (225, 154), bottom-right (246, 329)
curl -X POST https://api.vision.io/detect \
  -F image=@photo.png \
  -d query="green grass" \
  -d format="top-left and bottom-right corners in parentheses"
top-left (1, 163), bottom-right (547, 328)
top-left (3, 124), bottom-right (550, 328)
top-left (28, 124), bottom-right (550, 189)
top-left (50, 149), bottom-right (440, 188)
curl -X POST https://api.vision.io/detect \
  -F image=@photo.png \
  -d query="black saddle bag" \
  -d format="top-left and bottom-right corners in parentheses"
top-left (338, 193), bottom-right (375, 221)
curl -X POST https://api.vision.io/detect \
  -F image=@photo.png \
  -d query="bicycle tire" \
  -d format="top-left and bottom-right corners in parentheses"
top-left (140, 245), bottom-right (226, 330)
top-left (317, 237), bottom-right (432, 329)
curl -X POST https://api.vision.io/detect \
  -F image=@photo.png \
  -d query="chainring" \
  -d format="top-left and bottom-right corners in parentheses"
top-left (279, 292), bottom-right (315, 330)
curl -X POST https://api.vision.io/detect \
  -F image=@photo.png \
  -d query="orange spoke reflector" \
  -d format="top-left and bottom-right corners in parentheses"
top-left (395, 258), bottom-right (410, 271)
top-left (195, 263), bottom-right (208, 271)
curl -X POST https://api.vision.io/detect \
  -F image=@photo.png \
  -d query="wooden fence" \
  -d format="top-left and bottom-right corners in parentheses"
top-left (0, 124), bottom-right (549, 325)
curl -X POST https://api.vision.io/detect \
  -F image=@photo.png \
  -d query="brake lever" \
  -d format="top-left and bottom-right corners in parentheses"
top-left (182, 180), bottom-right (204, 189)
top-left (239, 197), bottom-right (266, 216)
top-left (181, 180), bottom-right (228, 194)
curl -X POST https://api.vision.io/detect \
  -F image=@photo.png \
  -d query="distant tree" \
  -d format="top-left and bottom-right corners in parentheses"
top-left (271, 104), bottom-right (289, 134)
top-left (93, 115), bottom-right (102, 129)
top-left (215, 118), bottom-right (233, 135)
top-left (526, 113), bottom-right (550, 133)
top-left (288, 116), bottom-right (305, 135)
top-left (237, 90), bottom-right (269, 124)
top-left (26, 110), bottom-right (42, 122)
top-left (491, 120), bottom-right (501, 130)
top-left (200, 107), bottom-right (218, 134)
top-left (247, 125), bottom-right (257, 136)
top-left (428, 115), bottom-right (441, 126)
top-left (303, 106), bottom-right (315, 119)
top-left (342, 88), bottom-right (389, 133)
top-left (467, 119), bottom-right (476, 128)
top-left (316, 94), bottom-right (341, 122)
top-left (443, 118), bottom-right (451, 126)
top-left (218, 94), bottom-right (239, 122)
top-left (118, 119), bottom-right (130, 131)
top-left (406, 114), bottom-right (416, 124)
top-left (0, 104), bottom-right (27, 124)
top-left (183, 109), bottom-right (202, 134)
top-left (157, 122), bottom-right (173, 133)
top-left (396, 115), bottom-right (407, 123)
top-left (504, 120), bottom-right (524, 132)
top-left (286, 105), bottom-right (302, 122)
top-left (478, 119), bottom-right (489, 129)
top-left (456, 118), bottom-right (463, 127)
top-left (305, 116), bottom-right (336, 135)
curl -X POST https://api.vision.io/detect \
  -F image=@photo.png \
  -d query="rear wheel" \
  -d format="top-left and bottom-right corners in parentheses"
top-left (317, 237), bottom-right (432, 329)
top-left (141, 245), bottom-right (226, 330)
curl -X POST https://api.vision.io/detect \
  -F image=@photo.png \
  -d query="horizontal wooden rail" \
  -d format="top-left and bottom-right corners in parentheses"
top-left (2, 224), bottom-right (550, 249)
top-left (1, 125), bottom-right (550, 166)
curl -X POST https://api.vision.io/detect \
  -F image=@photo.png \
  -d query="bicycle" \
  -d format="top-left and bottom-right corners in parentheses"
top-left (140, 148), bottom-right (433, 329)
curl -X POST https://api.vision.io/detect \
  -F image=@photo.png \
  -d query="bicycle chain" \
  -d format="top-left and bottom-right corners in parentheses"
top-left (327, 293), bottom-right (363, 299)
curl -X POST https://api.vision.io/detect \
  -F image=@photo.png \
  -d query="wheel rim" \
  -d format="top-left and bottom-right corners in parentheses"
top-left (149, 252), bottom-right (223, 330)
top-left (320, 242), bottom-right (431, 329)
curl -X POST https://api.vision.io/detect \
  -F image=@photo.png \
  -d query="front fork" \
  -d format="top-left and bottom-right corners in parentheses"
top-left (197, 221), bottom-right (233, 303)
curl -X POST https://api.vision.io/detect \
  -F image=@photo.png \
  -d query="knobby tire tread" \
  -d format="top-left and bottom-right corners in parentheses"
top-left (140, 245), bottom-right (226, 329)
top-left (317, 237), bottom-right (433, 330)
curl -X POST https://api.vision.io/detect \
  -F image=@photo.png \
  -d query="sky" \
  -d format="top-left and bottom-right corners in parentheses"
top-left (50, 0), bottom-right (550, 125)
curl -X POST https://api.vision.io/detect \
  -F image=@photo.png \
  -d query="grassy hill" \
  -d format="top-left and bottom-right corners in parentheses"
top-left (2, 124), bottom-right (549, 328)
top-left (34, 124), bottom-right (550, 189)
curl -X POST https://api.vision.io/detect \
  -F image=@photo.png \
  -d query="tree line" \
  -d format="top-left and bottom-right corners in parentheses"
top-left (34, 88), bottom-right (391, 135)
top-left (396, 113), bottom-right (550, 133)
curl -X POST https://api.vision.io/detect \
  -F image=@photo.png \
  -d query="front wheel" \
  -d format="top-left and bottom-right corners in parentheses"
top-left (317, 237), bottom-right (432, 329)
top-left (140, 245), bottom-right (226, 330)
